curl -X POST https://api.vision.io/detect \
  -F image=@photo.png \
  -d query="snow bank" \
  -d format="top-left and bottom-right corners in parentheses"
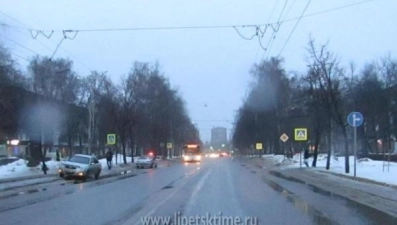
top-left (264, 153), bottom-right (397, 185)
top-left (0, 159), bottom-right (62, 179)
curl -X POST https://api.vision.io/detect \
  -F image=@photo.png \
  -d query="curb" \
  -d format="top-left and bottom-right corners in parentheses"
top-left (268, 169), bottom-right (397, 220)
top-left (0, 173), bottom-right (57, 184)
top-left (99, 169), bottom-right (135, 179)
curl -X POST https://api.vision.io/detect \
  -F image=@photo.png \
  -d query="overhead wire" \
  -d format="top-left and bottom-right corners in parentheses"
top-left (261, 0), bottom-right (289, 61)
top-left (277, 0), bottom-right (312, 57)
top-left (281, 0), bottom-right (375, 23)
top-left (0, 10), bottom-right (31, 29)
top-left (1, 36), bottom-right (40, 55)
top-left (254, 0), bottom-right (281, 63)
top-left (0, 0), bottom-right (377, 67)
top-left (267, 0), bottom-right (280, 23)
top-left (0, 12), bottom-right (92, 72)
top-left (281, 0), bottom-right (297, 22)
top-left (10, 52), bottom-right (30, 62)
top-left (1, 0), bottom-right (376, 34)
top-left (233, 26), bottom-right (257, 40)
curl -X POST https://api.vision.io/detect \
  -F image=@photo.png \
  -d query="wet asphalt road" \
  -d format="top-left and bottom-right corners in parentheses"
top-left (0, 157), bottom-right (384, 225)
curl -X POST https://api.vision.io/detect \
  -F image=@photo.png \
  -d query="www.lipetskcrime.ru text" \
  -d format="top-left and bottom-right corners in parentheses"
top-left (141, 212), bottom-right (258, 225)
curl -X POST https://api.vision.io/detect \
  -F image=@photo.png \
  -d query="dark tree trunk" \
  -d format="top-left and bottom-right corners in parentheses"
top-left (68, 136), bottom-right (72, 157)
top-left (122, 135), bottom-right (127, 164)
top-left (129, 127), bottom-right (135, 163)
top-left (326, 124), bottom-right (331, 170)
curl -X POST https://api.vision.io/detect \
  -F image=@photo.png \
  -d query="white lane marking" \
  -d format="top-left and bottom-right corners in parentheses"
top-left (226, 162), bottom-right (245, 216)
top-left (132, 167), bottom-right (201, 225)
top-left (184, 169), bottom-right (212, 215)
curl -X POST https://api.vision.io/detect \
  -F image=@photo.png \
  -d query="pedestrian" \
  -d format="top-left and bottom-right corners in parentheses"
top-left (304, 148), bottom-right (310, 167)
top-left (106, 149), bottom-right (113, 170)
top-left (55, 150), bottom-right (60, 161)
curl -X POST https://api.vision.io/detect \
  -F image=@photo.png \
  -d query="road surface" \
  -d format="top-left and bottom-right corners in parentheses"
top-left (0, 157), bottom-right (386, 225)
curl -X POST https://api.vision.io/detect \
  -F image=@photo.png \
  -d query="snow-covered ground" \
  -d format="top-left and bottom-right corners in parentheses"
top-left (0, 159), bottom-right (61, 179)
top-left (262, 153), bottom-right (397, 185)
top-left (0, 154), bottom-right (134, 180)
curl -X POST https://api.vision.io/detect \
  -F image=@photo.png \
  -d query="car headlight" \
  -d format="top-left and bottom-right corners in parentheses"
top-left (75, 167), bottom-right (84, 172)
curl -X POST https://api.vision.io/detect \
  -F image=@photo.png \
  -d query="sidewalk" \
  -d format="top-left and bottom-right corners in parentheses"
top-left (241, 156), bottom-right (397, 218)
top-left (0, 158), bottom-right (175, 184)
top-left (0, 162), bottom-right (137, 184)
top-left (270, 168), bottom-right (397, 218)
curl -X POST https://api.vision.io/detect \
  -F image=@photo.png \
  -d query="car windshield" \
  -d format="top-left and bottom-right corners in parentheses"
top-left (69, 156), bottom-right (90, 164)
top-left (1, 1), bottom-right (396, 225)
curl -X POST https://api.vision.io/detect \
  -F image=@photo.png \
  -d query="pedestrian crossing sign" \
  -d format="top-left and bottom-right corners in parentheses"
top-left (107, 134), bottom-right (116, 145)
top-left (255, 143), bottom-right (263, 150)
top-left (294, 128), bottom-right (307, 141)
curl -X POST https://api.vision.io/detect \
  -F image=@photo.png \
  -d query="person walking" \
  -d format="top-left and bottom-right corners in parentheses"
top-left (106, 149), bottom-right (113, 170)
top-left (304, 148), bottom-right (310, 167)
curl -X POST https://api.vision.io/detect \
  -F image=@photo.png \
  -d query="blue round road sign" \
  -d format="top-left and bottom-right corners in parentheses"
top-left (347, 112), bottom-right (364, 127)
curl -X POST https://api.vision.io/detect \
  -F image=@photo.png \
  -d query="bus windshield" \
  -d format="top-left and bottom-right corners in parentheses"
top-left (183, 145), bottom-right (200, 155)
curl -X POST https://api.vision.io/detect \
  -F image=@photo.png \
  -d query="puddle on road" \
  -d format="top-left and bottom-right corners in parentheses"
top-left (162, 185), bottom-right (174, 190)
top-left (18, 188), bottom-right (47, 196)
top-left (267, 171), bottom-right (397, 225)
top-left (255, 164), bottom-right (262, 169)
top-left (262, 178), bottom-right (338, 225)
top-left (120, 170), bottom-right (132, 175)
top-left (269, 170), bottom-right (305, 184)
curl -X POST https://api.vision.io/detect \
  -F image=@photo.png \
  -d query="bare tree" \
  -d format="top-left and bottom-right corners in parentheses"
top-left (306, 39), bottom-right (350, 173)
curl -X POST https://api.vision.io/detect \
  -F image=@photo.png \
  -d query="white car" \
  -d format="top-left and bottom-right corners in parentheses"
top-left (58, 154), bottom-right (101, 181)
top-left (136, 156), bottom-right (157, 169)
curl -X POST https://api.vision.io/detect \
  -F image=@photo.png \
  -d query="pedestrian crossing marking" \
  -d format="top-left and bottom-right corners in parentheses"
top-left (297, 131), bottom-right (305, 138)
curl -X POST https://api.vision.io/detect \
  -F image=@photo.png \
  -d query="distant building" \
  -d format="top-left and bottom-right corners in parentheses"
top-left (211, 127), bottom-right (227, 150)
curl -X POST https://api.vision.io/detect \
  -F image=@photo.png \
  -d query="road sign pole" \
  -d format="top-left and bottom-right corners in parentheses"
top-left (300, 144), bottom-right (302, 168)
top-left (354, 126), bottom-right (357, 177)
top-left (347, 112), bottom-right (363, 177)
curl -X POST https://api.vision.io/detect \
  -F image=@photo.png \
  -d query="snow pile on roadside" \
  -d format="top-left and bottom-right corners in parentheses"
top-left (0, 154), bottom-right (137, 180)
top-left (0, 159), bottom-right (62, 179)
top-left (261, 154), bottom-right (297, 166)
top-left (45, 160), bottom-right (62, 171)
top-left (99, 155), bottom-right (133, 169)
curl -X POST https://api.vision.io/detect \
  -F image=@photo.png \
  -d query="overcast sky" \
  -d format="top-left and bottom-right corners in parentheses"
top-left (1, 0), bottom-right (396, 142)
